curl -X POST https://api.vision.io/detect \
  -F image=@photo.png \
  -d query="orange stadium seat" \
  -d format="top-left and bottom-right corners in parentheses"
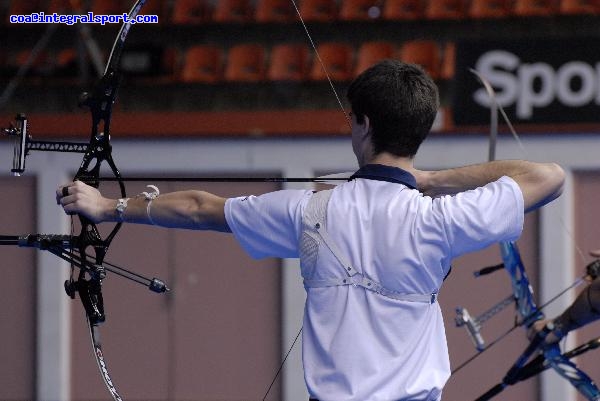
top-left (440, 41), bottom-right (456, 80)
top-left (94, 0), bottom-right (165, 16)
top-left (256, 0), bottom-right (296, 22)
top-left (181, 45), bottom-right (223, 83)
top-left (354, 41), bottom-right (394, 76)
top-left (173, 0), bottom-right (213, 23)
top-left (54, 48), bottom-right (77, 76)
top-left (7, 49), bottom-right (52, 78)
top-left (47, 0), bottom-right (75, 13)
top-left (159, 47), bottom-right (179, 80)
top-left (383, 0), bottom-right (426, 20)
top-left (267, 44), bottom-right (310, 81)
top-left (299, 0), bottom-right (338, 21)
top-left (214, 0), bottom-right (254, 22)
top-left (559, 0), bottom-right (598, 14)
top-left (225, 44), bottom-right (266, 81)
top-left (9, 0), bottom-right (45, 16)
top-left (134, 0), bottom-right (166, 18)
top-left (340, 0), bottom-right (383, 20)
top-left (91, 0), bottom-right (122, 15)
top-left (399, 40), bottom-right (441, 79)
top-left (469, 0), bottom-right (512, 17)
top-left (425, 0), bottom-right (467, 19)
top-left (513, 0), bottom-right (558, 15)
top-left (310, 42), bottom-right (354, 81)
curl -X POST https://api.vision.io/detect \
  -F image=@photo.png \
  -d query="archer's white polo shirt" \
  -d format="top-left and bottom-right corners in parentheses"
top-left (225, 165), bottom-right (524, 401)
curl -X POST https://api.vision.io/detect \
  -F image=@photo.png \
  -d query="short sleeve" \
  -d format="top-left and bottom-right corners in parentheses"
top-left (432, 176), bottom-right (524, 258)
top-left (225, 189), bottom-right (313, 259)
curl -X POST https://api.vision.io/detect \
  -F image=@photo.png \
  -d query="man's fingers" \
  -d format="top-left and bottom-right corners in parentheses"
top-left (56, 185), bottom-right (69, 204)
top-left (62, 202), bottom-right (78, 215)
top-left (590, 249), bottom-right (600, 258)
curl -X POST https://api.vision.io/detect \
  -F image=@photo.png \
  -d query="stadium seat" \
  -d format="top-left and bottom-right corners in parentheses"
top-left (440, 42), bottom-right (455, 80)
top-left (383, 0), bottom-right (426, 20)
top-left (513, 0), bottom-right (558, 16)
top-left (310, 42), bottom-right (354, 81)
top-left (559, 0), bottom-right (598, 14)
top-left (299, 0), bottom-right (338, 21)
top-left (354, 41), bottom-right (394, 76)
top-left (93, 0), bottom-right (164, 16)
top-left (6, 49), bottom-right (52, 78)
top-left (91, 0), bottom-right (122, 15)
top-left (214, 0), bottom-right (254, 22)
top-left (54, 48), bottom-right (77, 76)
top-left (224, 44), bottom-right (266, 81)
top-left (267, 44), bottom-right (310, 81)
top-left (340, 0), bottom-right (382, 20)
top-left (47, 0), bottom-right (74, 13)
top-left (172, 0), bottom-right (213, 23)
top-left (425, 0), bottom-right (467, 19)
top-left (9, 0), bottom-right (44, 16)
top-left (398, 40), bottom-right (441, 79)
top-left (469, 0), bottom-right (512, 17)
top-left (181, 45), bottom-right (223, 83)
top-left (256, 0), bottom-right (296, 22)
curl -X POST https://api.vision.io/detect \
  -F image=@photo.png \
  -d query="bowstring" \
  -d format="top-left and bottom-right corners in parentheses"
top-left (492, 84), bottom-right (587, 267)
top-left (262, 326), bottom-right (303, 401)
top-left (288, 0), bottom-right (352, 131)
top-left (261, 4), bottom-right (353, 400)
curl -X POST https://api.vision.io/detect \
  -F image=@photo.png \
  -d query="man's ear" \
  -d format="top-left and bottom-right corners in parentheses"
top-left (359, 115), bottom-right (371, 138)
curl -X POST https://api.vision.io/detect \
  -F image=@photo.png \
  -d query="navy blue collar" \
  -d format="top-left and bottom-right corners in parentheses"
top-left (349, 164), bottom-right (417, 189)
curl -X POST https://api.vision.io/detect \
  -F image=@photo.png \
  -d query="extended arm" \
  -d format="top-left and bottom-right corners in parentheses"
top-left (413, 160), bottom-right (565, 213)
top-left (528, 278), bottom-right (600, 344)
top-left (57, 181), bottom-right (230, 232)
top-left (529, 249), bottom-right (600, 343)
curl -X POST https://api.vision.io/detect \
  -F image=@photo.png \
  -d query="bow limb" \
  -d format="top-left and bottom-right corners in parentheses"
top-left (66, 2), bottom-right (147, 400)
top-left (478, 66), bottom-right (545, 379)
top-left (544, 343), bottom-right (600, 401)
top-left (499, 242), bottom-right (543, 328)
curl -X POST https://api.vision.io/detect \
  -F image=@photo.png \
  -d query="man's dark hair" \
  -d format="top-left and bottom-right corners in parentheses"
top-left (346, 60), bottom-right (439, 157)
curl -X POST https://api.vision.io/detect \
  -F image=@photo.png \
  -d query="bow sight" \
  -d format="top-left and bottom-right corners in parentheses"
top-left (1, 114), bottom-right (169, 294)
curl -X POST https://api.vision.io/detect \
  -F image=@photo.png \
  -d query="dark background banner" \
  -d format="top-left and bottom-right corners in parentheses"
top-left (453, 38), bottom-right (600, 126)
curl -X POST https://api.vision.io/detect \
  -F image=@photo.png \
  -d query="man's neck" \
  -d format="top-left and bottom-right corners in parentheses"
top-left (368, 152), bottom-right (415, 172)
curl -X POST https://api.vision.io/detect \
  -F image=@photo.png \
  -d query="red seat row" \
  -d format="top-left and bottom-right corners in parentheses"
top-left (1, 40), bottom-right (453, 82)
top-left (181, 40), bottom-right (455, 83)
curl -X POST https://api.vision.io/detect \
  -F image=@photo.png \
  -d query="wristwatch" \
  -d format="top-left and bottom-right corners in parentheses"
top-left (116, 198), bottom-right (130, 222)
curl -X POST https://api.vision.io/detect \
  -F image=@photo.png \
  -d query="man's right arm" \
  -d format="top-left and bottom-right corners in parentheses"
top-left (414, 160), bottom-right (565, 213)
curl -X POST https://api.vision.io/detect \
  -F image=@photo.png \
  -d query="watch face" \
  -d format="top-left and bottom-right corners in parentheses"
top-left (116, 198), bottom-right (128, 213)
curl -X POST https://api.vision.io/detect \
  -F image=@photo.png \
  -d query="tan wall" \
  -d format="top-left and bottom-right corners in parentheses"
top-left (574, 171), bottom-right (600, 401)
top-left (0, 177), bottom-right (36, 401)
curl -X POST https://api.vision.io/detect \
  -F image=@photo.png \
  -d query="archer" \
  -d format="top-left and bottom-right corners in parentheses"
top-left (56, 60), bottom-right (564, 401)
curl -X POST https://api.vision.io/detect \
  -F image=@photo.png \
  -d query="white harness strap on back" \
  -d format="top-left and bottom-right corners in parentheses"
top-left (300, 189), bottom-right (437, 304)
